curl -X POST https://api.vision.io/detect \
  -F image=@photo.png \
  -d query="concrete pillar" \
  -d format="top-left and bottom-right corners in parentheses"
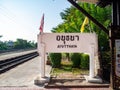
top-left (34, 34), bottom-right (50, 85)
top-left (40, 43), bottom-right (45, 78)
top-left (89, 44), bottom-right (95, 78)
top-left (38, 33), bottom-right (46, 78)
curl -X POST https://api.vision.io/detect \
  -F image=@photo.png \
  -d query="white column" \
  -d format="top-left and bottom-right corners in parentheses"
top-left (89, 44), bottom-right (95, 78)
top-left (40, 43), bottom-right (45, 78)
top-left (38, 34), bottom-right (45, 78)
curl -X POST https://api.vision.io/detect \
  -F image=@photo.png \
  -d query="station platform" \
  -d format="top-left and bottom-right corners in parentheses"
top-left (0, 56), bottom-right (51, 89)
top-left (0, 55), bottom-right (110, 90)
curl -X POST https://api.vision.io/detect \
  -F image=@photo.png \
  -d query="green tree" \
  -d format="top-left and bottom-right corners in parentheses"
top-left (14, 39), bottom-right (36, 49)
top-left (51, 3), bottom-right (111, 51)
top-left (0, 41), bottom-right (8, 50)
top-left (14, 39), bottom-right (27, 49)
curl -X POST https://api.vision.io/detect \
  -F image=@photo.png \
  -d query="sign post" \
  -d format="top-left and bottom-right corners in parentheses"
top-left (89, 44), bottom-right (95, 78)
top-left (40, 43), bottom-right (45, 77)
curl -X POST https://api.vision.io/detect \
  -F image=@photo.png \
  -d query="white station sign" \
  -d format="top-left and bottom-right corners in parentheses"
top-left (38, 33), bottom-right (98, 54)
top-left (37, 33), bottom-right (98, 78)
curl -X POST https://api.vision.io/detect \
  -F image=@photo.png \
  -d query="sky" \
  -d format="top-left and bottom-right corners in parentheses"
top-left (0, 0), bottom-right (71, 42)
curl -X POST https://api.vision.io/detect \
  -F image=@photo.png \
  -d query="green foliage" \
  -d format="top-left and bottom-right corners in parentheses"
top-left (14, 39), bottom-right (28, 49)
top-left (49, 53), bottom-right (62, 68)
top-left (51, 3), bottom-right (111, 51)
top-left (14, 39), bottom-right (36, 49)
top-left (50, 61), bottom-right (89, 76)
top-left (66, 53), bottom-right (70, 61)
top-left (101, 51), bottom-right (111, 81)
top-left (71, 53), bottom-right (81, 68)
top-left (0, 41), bottom-right (8, 50)
top-left (101, 51), bottom-right (111, 69)
top-left (80, 53), bottom-right (89, 69)
top-left (0, 38), bottom-right (36, 51)
top-left (70, 53), bottom-right (89, 69)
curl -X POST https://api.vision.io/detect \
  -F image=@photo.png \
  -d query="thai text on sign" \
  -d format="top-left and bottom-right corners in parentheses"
top-left (38, 33), bottom-right (98, 54)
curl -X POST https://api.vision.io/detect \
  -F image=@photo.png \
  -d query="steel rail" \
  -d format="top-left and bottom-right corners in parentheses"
top-left (0, 52), bottom-right (38, 74)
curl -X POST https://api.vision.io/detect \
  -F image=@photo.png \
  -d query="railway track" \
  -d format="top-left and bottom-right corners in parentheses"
top-left (0, 51), bottom-right (39, 74)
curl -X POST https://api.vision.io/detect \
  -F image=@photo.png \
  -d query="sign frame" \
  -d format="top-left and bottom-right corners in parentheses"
top-left (37, 33), bottom-right (98, 78)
